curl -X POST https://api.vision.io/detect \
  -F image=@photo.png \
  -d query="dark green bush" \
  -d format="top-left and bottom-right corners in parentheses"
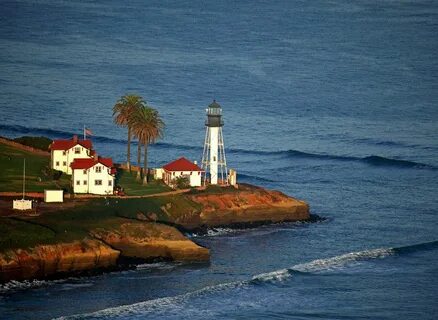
top-left (13, 136), bottom-right (52, 151)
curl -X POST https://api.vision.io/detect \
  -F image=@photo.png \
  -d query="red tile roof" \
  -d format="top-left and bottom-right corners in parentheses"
top-left (71, 157), bottom-right (114, 170)
top-left (50, 137), bottom-right (92, 151)
top-left (163, 157), bottom-right (203, 172)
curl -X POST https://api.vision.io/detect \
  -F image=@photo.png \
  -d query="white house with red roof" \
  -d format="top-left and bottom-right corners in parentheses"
top-left (71, 157), bottom-right (116, 195)
top-left (162, 157), bottom-right (204, 188)
top-left (50, 135), bottom-right (93, 174)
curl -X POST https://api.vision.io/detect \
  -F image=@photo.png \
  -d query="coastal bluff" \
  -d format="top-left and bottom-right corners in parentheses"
top-left (188, 184), bottom-right (309, 228)
top-left (0, 185), bottom-right (309, 283)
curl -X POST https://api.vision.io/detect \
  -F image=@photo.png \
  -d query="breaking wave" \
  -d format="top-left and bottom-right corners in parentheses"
top-left (55, 240), bottom-right (438, 319)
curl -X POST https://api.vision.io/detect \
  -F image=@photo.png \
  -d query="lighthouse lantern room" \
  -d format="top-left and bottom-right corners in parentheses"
top-left (201, 100), bottom-right (228, 185)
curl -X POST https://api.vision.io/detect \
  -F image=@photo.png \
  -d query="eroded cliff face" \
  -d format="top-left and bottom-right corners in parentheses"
top-left (91, 222), bottom-right (209, 262)
top-left (0, 222), bottom-right (209, 283)
top-left (170, 186), bottom-right (310, 229)
top-left (0, 239), bottom-right (119, 282)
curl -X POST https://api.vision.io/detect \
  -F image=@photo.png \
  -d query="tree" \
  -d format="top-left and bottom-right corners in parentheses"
top-left (112, 95), bottom-right (145, 170)
top-left (129, 105), bottom-right (164, 184)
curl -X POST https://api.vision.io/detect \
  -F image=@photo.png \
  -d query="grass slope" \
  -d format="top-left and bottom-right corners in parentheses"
top-left (0, 143), bottom-right (71, 192)
top-left (0, 195), bottom-right (202, 251)
top-left (116, 169), bottom-right (171, 196)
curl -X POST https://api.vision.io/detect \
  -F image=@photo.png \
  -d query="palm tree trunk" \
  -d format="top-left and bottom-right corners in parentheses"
top-left (127, 126), bottom-right (132, 170)
top-left (136, 141), bottom-right (141, 180)
top-left (143, 143), bottom-right (148, 185)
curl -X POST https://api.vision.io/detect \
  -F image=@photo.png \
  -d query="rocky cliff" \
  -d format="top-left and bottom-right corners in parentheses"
top-left (165, 185), bottom-right (310, 229)
top-left (0, 222), bottom-right (208, 283)
top-left (91, 222), bottom-right (209, 262)
top-left (0, 239), bottom-right (119, 282)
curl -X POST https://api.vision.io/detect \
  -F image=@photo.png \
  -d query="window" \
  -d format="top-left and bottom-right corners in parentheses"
top-left (172, 172), bottom-right (175, 176)
top-left (83, 170), bottom-right (87, 174)
top-left (181, 172), bottom-right (183, 175)
top-left (76, 180), bottom-right (80, 185)
top-left (83, 180), bottom-right (87, 185)
top-left (75, 147), bottom-right (81, 154)
top-left (95, 166), bottom-right (102, 173)
top-left (95, 180), bottom-right (102, 186)
top-left (62, 151), bottom-right (66, 156)
top-left (190, 172), bottom-right (193, 175)
top-left (55, 161), bottom-right (59, 166)
top-left (108, 180), bottom-right (112, 186)
top-left (213, 156), bottom-right (216, 161)
top-left (63, 161), bottom-right (67, 166)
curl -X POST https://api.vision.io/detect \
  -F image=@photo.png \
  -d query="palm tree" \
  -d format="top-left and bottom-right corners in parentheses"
top-left (129, 105), bottom-right (164, 184)
top-left (112, 95), bottom-right (146, 170)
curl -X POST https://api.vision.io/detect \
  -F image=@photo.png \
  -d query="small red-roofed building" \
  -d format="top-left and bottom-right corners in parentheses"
top-left (49, 135), bottom-right (93, 174)
top-left (71, 157), bottom-right (115, 195)
top-left (162, 157), bottom-right (204, 188)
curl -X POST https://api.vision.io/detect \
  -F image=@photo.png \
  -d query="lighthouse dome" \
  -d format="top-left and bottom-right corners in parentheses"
top-left (208, 100), bottom-right (221, 109)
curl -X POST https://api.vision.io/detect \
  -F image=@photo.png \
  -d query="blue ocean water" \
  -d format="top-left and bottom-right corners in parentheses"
top-left (0, 0), bottom-right (438, 319)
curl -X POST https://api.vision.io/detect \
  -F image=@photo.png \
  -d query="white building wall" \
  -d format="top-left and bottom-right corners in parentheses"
top-left (189, 172), bottom-right (202, 187)
top-left (66, 145), bottom-right (92, 175)
top-left (72, 164), bottom-right (114, 195)
top-left (164, 170), bottom-right (202, 188)
top-left (51, 145), bottom-right (92, 174)
top-left (72, 169), bottom-right (90, 194)
top-left (52, 150), bottom-right (68, 173)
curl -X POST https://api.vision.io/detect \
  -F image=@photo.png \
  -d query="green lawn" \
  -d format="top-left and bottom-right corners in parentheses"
top-left (116, 169), bottom-right (171, 196)
top-left (0, 143), bottom-right (71, 192)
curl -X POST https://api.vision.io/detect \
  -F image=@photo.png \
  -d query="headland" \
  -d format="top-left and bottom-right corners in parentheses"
top-left (0, 136), bottom-right (310, 283)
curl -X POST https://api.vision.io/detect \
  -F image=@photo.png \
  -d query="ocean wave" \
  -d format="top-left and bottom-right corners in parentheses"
top-left (236, 173), bottom-right (276, 183)
top-left (56, 240), bottom-right (437, 319)
top-left (1, 124), bottom-right (434, 169)
top-left (360, 155), bottom-right (432, 168)
top-left (393, 239), bottom-right (438, 255)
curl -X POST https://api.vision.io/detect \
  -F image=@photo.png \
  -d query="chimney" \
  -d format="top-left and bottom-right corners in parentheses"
top-left (94, 152), bottom-right (98, 161)
top-left (73, 135), bottom-right (78, 143)
top-left (194, 160), bottom-right (198, 165)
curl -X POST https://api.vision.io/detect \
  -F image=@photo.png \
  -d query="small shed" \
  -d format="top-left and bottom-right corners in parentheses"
top-left (44, 190), bottom-right (64, 203)
top-left (162, 157), bottom-right (204, 188)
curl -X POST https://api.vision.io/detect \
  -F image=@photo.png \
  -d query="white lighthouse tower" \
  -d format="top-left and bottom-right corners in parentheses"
top-left (201, 100), bottom-right (228, 185)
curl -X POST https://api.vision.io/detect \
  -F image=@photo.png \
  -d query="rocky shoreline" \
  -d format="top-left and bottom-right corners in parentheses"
top-left (0, 185), bottom-right (310, 283)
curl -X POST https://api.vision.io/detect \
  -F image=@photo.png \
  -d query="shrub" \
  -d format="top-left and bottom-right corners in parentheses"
top-left (13, 136), bottom-right (52, 151)
top-left (174, 176), bottom-right (190, 189)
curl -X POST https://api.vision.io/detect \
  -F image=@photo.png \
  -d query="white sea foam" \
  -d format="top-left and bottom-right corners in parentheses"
top-left (252, 268), bottom-right (291, 282)
top-left (136, 262), bottom-right (180, 270)
top-left (189, 227), bottom-right (237, 238)
top-left (0, 278), bottom-right (66, 294)
top-left (54, 280), bottom-right (244, 319)
top-left (292, 248), bottom-right (395, 273)
top-left (53, 247), bottom-right (396, 319)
